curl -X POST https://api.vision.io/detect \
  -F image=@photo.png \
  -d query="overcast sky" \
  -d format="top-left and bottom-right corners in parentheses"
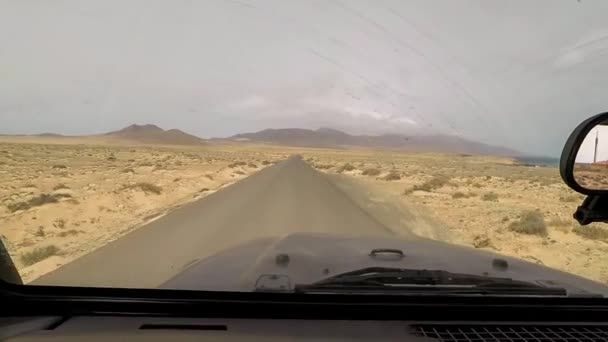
top-left (576, 125), bottom-right (608, 163)
top-left (2, 0), bottom-right (608, 155)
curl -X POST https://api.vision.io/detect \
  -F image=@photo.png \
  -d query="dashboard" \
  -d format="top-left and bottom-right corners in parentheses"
top-left (3, 316), bottom-right (608, 341)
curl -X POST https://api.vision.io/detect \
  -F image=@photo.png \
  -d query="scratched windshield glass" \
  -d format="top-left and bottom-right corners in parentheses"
top-left (1, 1), bottom-right (607, 295)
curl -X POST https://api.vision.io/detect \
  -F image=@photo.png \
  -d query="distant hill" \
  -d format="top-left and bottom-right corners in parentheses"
top-left (36, 133), bottom-right (64, 137)
top-left (229, 127), bottom-right (519, 156)
top-left (104, 124), bottom-right (206, 145)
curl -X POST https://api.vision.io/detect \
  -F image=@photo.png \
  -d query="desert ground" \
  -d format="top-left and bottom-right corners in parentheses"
top-left (302, 149), bottom-right (608, 285)
top-left (0, 137), bottom-right (287, 282)
top-left (1, 136), bottom-right (607, 286)
top-left (574, 163), bottom-right (608, 190)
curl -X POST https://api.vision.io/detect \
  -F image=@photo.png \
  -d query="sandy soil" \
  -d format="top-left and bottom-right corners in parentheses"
top-left (2, 136), bottom-right (607, 286)
top-left (574, 163), bottom-right (608, 190)
top-left (301, 149), bottom-right (608, 285)
top-left (0, 137), bottom-right (286, 282)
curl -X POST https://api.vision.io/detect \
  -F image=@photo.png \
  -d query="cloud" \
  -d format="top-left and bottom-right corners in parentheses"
top-left (230, 95), bottom-right (269, 109)
top-left (553, 30), bottom-right (608, 69)
top-left (553, 50), bottom-right (585, 69)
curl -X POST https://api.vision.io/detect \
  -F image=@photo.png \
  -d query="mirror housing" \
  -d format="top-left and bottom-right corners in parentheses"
top-left (560, 112), bottom-right (608, 195)
top-left (561, 112), bottom-right (608, 225)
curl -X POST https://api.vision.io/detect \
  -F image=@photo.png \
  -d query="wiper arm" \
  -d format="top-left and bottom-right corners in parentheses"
top-left (295, 267), bottom-right (568, 296)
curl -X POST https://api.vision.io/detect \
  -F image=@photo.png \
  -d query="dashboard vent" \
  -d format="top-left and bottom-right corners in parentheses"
top-left (412, 324), bottom-right (608, 342)
top-left (139, 324), bottom-right (227, 331)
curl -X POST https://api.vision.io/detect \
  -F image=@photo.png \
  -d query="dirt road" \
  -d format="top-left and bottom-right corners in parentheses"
top-left (34, 156), bottom-right (399, 288)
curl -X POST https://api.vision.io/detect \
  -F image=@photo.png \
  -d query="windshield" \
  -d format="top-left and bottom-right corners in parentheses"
top-left (1, 1), bottom-right (607, 296)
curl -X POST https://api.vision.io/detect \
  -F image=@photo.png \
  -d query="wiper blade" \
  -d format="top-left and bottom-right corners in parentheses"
top-left (294, 284), bottom-right (567, 296)
top-left (295, 267), bottom-right (568, 296)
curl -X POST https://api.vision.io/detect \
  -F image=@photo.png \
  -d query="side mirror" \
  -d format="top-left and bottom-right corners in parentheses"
top-left (561, 112), bottom-right (608, 224)
top-left (561, 112), bottom-right (608, 194)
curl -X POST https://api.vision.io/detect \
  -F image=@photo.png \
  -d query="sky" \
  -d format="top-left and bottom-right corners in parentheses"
top-left (2, 0), bottom-right (608, 156)
top-left (576, 125), bottom-right (608, 163)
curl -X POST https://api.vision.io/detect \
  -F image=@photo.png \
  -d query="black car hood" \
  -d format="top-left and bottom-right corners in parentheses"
top-left (161, 232), bottom-right (608, 296)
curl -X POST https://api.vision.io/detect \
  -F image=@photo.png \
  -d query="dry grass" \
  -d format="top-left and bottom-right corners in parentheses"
top-left (361, 168), bottom-right (381, 176)
top-left (509, 211), bottom-right (547, 236)
top-left (53, 219), bottom-right (66, 229)
top-left (53, 183), bottom-right (70, 190)
top-left (314, 164), bottom-right (333, 170)
top-left (337, 163), bottom-right (355, 172)
top-left (408, 175), bottom-right (451, 193)
top-left (35, 226), bottom-right (45, 237)
top-left (6, 193), bottom-right (71, 213)
top-left (58, 229), bottom-right (81, 238)
top-left (573, 225), bottom-right (608, 242)
top-left (481, 192), bottom-right (499, 202)
top-left (559, 194), bottom-right (580, 203)
top-left (337, 163), bottom-right (356, 173)
top-left (452, 191), bottom-right (476, 199)
top-left (228, 161), bottom-right (247, 168)
top-left (20, 245), bottom-right (60, 266)
top-left (123, 182), bottom-right (163, 195)
top-left (382, 171), bottom-right (401, 181)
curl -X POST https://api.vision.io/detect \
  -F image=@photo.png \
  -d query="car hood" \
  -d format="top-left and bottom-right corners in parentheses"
top-left (160, 232), bottom-right (608, 296)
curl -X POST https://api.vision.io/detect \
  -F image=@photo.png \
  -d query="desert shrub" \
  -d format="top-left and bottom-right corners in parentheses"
top-left (107, 155), bottom-right (117, 161)
top-left (262, 160), bottom-right (271, 165)
top-left (559, 194), bottom-right (579, 203)
top-left (228, 161), bottom-right (247, 168)
top-left (452, 192), bottom-right (467, 199)
top-left (362, 168), bottom-right (381, 176)
top-left (20, 245), bottom-right (60, 266)
top-left (52, 164), bottom-right (67, 169)
top-left (6, 193), bottom-right (69, 213)
top-left (235, 170), bottom-right (246, 175)
top-left (35, 226), bottom-right (45, 237)
top-left (138, 161), bottom-right (154, 167)
top-left (247, 162), bottom-right (258, 168)
top-left (509, 211), bottom-right (547, 236)
top-left (58, 229), bottom-right (80, 238)
top-left (473, 234), bottom-right (492, 248)
top-left (383, 171), bottom-right (401, 181)
top-left (53, 219), bottom-right (66, 229)
top-left (337, 163), bottom-right (355, 173)
top-left (547, 218), bottom-right (572, 227)
top-left (204, 174), bottom-right (214, 180)
top-left (152, 163), bottom-right (166, 171)
top-left (573, 225), bottom-right (608, 242)
top-left (53, 183), bottom-right (69, 190)
top-left (121, 167), bottom-right (135, 174)
top-left (173, 177), bottom-right (182, 182)
top-left (411, 175), bottom-right (450, 192)
top-left (482, 192), bottom-right (499, 201)
top-left (124, 182), bottom-right (162, 195)
top-left (315, 164), bottom-right (332, 170)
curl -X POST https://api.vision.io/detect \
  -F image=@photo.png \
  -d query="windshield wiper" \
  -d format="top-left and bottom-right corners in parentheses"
top-left (295, 267), bottom-right (568, 296)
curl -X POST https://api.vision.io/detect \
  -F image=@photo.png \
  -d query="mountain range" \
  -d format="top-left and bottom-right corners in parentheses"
top-left (15, 124), bottom-right (519, 156)
top-left (103, 124), bottom-right (206, 145)
top-left (228, 127), bottom-right (519, 156)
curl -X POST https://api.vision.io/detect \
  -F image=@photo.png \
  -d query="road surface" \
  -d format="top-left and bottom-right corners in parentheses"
top-left (35, 156), bottom-right (397, 288)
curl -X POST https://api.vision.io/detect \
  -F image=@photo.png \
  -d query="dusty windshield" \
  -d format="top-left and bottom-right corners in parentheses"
top-left (1, 1), bottom-right (607, 295)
